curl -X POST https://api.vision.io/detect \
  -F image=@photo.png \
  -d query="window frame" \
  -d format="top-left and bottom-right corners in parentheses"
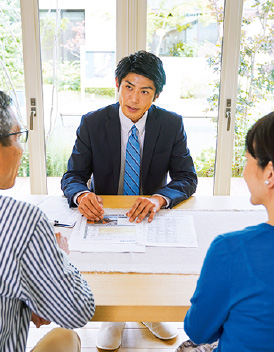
top-left (20, 0), bottom-right (47, 194)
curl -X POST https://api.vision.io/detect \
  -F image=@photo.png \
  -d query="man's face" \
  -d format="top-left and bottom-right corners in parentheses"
top-left (0, 115), bottom-right (23, 190)
top-left (116, 73), bottom-right (159, 123)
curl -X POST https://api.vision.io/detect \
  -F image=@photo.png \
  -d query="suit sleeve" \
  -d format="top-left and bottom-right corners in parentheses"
top-left (20, 211), bottom-right (95, 328)
top-left (61, 115), bottom-right (93, 207)
top-left (155, 117), bottom-right (197, 208)
top-left (184, 235), bottom-right (231, 344)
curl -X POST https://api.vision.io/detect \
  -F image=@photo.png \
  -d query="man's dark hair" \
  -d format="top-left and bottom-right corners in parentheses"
top-left (245, 111), bottom-right (274, 169)
top-left (115, 50), bottom-right (166, 97)
top-left (0, 91), bottom-right (13, 146)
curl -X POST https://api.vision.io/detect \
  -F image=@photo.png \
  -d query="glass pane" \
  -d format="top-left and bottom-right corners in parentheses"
top-left (39, 0), bottom-right (116, 194)
top-left (0, 0), bottom-right (30, 195)
top-left (147, 0), bottom-right (224, 195)
top-left (231, 0), bottom-right (274, 194)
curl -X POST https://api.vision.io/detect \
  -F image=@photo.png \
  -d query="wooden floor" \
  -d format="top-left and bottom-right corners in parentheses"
top-left (27, 322), bottom-right (188, 351)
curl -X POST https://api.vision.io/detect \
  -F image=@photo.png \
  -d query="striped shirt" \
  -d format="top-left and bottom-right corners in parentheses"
top-left (0, 195), bottom-right (95, 351)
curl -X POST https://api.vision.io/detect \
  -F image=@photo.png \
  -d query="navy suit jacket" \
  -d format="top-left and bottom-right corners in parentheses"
top-left (61, 102), bottom-right (197, 208)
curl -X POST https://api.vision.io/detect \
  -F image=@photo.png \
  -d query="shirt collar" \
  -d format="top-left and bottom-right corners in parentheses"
top-left (119, 106), bottom-right (147, 136)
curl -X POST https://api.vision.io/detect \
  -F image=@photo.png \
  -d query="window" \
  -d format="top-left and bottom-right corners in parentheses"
top-left (232, 0), bottom-right (274, 182)
top-left (0, 0), bottom-right (30, 194)
top-left (147, 0), bottom-right (225, 193)
top-left (38, 1), bottom-right (116, 188)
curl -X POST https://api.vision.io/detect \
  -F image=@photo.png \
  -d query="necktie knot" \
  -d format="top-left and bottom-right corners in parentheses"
top-left (131, 125), bottom-right (138, 137)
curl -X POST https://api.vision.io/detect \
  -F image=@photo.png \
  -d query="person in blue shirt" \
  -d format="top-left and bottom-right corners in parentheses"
top-left (176, 111), bottom-right (274, 352)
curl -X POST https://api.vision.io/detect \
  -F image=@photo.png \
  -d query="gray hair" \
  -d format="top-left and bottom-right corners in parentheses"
top-left (0, 91), bottom-right (14, 146)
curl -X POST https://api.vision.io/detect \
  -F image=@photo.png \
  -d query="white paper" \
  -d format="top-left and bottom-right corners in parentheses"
top-left (139, 211), bottom-right (198, 247)
top-left (69, 210), bottom-right (146, 252)
top-left (69, 208), bottom-right (197, 252)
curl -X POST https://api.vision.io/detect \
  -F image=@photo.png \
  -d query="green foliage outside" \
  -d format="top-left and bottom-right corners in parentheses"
top-left (45, 129), bottom-right (75, 176)
top-left (169, 41), bottom-right (197, 57)
top-left (195, 147), bottom-right (216, 177)
top-left (42, 62), bottom-right (115, 95)
top-left (46, 153), bottom-right (70, 177)
top-left (43, 61), bottom-right (81, 91)
top-left (85, 87), bottom-right (115, 98)
top-left (18, 152), bottom-right (30, 177)
top-left (147, 0), bottom-right (216, 56)
top-left (0, 0), bottom-right (24, 93)
top-left (40, 16), bottom-right (70, 54)
top-left (18, 143), bottom-right (72, 177)
top-left (18, 151), bottom-right (69, 177)
top-left (46, 143), bottom-right (72, 177)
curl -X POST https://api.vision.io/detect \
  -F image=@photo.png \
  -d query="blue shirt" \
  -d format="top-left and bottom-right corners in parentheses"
top-left (0, 195), bottom-right (95, 351)
top-left (184, 223), bottom-right (274, 352)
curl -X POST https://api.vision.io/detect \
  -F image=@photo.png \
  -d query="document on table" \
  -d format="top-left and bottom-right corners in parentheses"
top-left (69, 208), bottom-right (197, 252)
top-left (70, 210), bottom-right (146, 252)
top-left (140, 210), bottom-right (197, 247)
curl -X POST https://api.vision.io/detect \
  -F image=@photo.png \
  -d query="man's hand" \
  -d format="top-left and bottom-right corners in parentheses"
top-left (55, 232), bottom-right (69, 255)
top-left (126, 195), bottom-right (167, 223)
top-left (77, 192), bottom-right (104, 221)
top-left (31, 312), bottom-right (50, 328)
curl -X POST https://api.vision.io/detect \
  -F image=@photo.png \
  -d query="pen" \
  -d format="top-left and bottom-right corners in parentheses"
top-left (50, 220), bottom-right (76, 228)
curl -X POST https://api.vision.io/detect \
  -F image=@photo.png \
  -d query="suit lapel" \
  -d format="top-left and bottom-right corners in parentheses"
top-left (142, 105), bottom-right (161, 189)
top-left (105, 103), bottom-right (121, 193)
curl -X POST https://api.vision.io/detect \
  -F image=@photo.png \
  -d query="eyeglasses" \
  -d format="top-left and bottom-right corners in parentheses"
top-left (6, 129), bottom-right (29, 143)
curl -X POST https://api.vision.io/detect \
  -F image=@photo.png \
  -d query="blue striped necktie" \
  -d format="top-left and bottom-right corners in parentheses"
top-left (123, 125), bottom-right (140, 195)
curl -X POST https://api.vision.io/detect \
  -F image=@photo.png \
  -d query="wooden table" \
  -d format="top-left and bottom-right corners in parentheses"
top-left (78, 195), bottom-right (265, 322)
top-left (83, 272), bottom-right (197, 322)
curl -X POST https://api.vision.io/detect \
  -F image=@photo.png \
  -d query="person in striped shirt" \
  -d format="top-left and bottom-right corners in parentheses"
top-left (0, 90), bottom-right (95, 351)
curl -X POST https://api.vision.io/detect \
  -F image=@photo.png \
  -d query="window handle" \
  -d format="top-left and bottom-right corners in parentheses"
top-left (225, 108), bottom-right (231, 131)
top-left (30, 98), bottom-right (36, 130)
top-left (225, 99), bottom-right (231, 131)
top-left (30, 109), bottom-right (36, 130)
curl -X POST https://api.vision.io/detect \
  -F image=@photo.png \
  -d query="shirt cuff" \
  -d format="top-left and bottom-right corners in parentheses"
top-left (73, 191), bottom-right (90, 206)
top-left (153, 194), bottom-right (171, 208)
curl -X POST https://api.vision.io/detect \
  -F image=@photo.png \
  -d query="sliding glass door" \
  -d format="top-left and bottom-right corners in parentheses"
top-left (38, 0), bottom-right (116, 194)
top-left (230, 1), bottom-right (274, 193)
top-left (146, 0), bottom-right (225, 194)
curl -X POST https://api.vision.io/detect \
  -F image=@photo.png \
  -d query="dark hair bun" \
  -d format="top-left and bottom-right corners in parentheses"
top-left (0, 91), bottom-right (12, 109)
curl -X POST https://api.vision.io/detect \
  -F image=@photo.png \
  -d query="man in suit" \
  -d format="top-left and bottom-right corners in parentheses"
top-left (61, 50), bottom-right (197, 350)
